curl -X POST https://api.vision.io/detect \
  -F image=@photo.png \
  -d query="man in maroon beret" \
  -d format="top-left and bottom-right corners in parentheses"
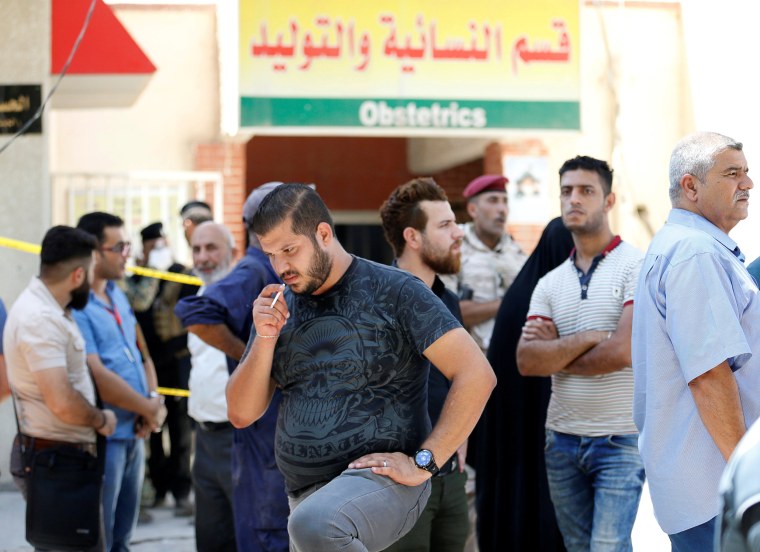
top-left (441, 173), bottom-right (526, 551)
top-left (444, 174), bottom-right (527, 354)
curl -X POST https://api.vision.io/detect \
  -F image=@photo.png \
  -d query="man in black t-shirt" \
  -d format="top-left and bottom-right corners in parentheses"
top-left (227, 184), bottom-right (496, 552)
top-left (380, 177), bottom-right (471, 552)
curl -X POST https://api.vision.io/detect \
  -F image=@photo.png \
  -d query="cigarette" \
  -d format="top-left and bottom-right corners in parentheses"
top-left (270, 289), bottom-right (283, 308)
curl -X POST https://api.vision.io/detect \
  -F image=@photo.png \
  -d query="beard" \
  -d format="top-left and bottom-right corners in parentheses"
top-left (68, 278), bottom-right (91, 311)
top-left (197, 259), bottom-right (233, 286)
top-left (562, 206), bottom-right (606, 236)
top-left (283, 244), bottom-right (333, 296)
top-left (421, 238), bottom-right (461, 275)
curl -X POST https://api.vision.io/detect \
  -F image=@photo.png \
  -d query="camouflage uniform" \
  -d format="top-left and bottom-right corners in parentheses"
top-left (443, 222), bottom-right (527, 352)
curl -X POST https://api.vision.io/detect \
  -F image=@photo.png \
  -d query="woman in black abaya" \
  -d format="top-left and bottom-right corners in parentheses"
top-left (476, 217), bottom-right (573, 551)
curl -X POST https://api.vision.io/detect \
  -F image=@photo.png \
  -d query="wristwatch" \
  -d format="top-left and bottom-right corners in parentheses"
top-left (414, 449), bottom-right (440, 476)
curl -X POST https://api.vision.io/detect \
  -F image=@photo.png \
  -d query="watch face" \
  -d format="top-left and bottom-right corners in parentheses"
top-left (415, 449), bottom-right (433, 468)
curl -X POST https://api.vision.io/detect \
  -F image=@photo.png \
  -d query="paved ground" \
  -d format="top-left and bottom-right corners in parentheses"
top-left (0, 482), bottom-right (671, 551)
top-left (0, 488), bottom-right (195, 552)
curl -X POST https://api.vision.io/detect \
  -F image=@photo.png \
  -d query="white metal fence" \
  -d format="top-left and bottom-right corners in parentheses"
top-left (51, 170), bottom-right (223, 263)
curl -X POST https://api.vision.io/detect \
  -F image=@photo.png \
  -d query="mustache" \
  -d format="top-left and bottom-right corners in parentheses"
top-left (735, 191), bottom-right (751, 201)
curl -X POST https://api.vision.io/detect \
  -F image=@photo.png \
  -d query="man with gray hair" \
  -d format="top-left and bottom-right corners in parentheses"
top-left (632, 131), bottom-right (760, 551)
top-left (175, 183), bottom-right (288, 551)
top-left (185, 221), bottom-right (238, 551)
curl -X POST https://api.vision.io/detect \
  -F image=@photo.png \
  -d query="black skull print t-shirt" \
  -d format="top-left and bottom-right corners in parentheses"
top-left (270, 256), bottom-right (461, 494)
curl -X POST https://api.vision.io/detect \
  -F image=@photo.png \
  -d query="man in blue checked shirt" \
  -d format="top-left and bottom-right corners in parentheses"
top-left (632, 132), bottom-right (760, 552)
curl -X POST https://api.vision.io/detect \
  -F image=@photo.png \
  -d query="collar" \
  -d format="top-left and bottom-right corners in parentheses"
top-left (88, 280), bottom-right (118, 308)
top-left (431, 274), bottom-right (447, 298)
top-left (28, 276), bottom-right (70, 317)
top-left (463, 222), bottom-right (513, 253)
top-left (569, 235), bottom-right (622, 263)
top-left (667, 209), bottom-right (741, 258)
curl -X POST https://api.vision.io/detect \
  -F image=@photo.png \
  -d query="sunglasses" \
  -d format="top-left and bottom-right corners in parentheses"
top-left (100, 241), bottom-right (132, 255)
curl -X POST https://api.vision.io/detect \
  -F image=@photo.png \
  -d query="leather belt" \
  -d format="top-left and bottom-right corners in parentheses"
top-left (20, 435), bottom-right (97, 457)
top-left (198, 421), bottom-right (233, 432)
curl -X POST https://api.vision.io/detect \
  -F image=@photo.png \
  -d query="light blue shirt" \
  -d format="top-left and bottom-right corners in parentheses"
top-left (632, 208), bottom-right (760, 534)
top-left (746, 255), bottom-right (760, 285)
top-left (73, 281), bottom-right (148, 439)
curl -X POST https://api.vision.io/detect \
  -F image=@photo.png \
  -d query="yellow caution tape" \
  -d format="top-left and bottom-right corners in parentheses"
top-left (157, 386), bottom-right (191, 398)
top-left (129, 266), bottom-right (202, 286)
top-left (0, 236), bottom-right (42, 255)
top-left (0, 235), bottom-right (196, 397)
top-left (0, 235), bottom-right (202, 286)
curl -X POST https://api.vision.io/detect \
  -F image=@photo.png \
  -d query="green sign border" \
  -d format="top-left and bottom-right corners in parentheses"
top-left (240, 97), bottom-right (579, 130)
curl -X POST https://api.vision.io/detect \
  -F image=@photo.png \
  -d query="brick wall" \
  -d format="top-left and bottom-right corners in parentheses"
top-left (194, 141), bottom-right (247, 255)
top-left (245, 136), bottom-right (413, 211)
top-left (218, 135), bottom-right (552, 256)
top-left (483, 139), bottom-right (551, 255)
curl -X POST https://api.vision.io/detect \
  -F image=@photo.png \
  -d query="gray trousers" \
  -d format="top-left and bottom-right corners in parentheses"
top-left (193, 425), bottom-right (237, 552)
top-left (288, 468), bottom-right (431, 552)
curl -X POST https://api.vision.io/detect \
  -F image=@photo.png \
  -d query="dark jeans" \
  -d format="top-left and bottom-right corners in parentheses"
top-left (382, 469), bottom-right (469, 552)
top-left (11, 436), bottom-right (106, 552)
top-left (668, 516), bottom-right (717, 552)
top-left (193, 424), bottom-right (236, 552)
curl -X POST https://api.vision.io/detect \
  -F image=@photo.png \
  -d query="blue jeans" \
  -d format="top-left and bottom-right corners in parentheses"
top-left (288, 468), bottom-right (432, 552)
top-left (668, 516), bottom-right (717, 552)
top-left (103, 439), bottom-right (144, 552)
top-left (544, 430), bottom-right (645, 552)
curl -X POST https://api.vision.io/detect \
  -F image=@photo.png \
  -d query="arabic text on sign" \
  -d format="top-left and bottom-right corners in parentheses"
top-left (249, 14), bottom-right (503, 74)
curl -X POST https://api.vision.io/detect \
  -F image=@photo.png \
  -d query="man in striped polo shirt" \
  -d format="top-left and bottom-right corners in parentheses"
top-left (516, 156), bottom-right (644, 552)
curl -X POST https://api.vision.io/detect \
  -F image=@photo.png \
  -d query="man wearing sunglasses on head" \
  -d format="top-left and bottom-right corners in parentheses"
top-left (74, 212), bottom-right (167, 552)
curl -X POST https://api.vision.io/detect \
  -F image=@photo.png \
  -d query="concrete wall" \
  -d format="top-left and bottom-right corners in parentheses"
top-left (0, 0), bottom-right (52, 487)
top-left (51, 4), bottom-right (220, 173)
top-left (0, 1), bottom-right (222, 488)
top-left (0, 0), bottom-right (52, 304)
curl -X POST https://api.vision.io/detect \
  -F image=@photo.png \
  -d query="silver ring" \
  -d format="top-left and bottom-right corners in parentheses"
top-left (383, 460), bottom-right (388, 468)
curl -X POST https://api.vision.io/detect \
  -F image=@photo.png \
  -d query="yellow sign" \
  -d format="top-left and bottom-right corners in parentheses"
top-left (239, 0), bottom-right (580, 131)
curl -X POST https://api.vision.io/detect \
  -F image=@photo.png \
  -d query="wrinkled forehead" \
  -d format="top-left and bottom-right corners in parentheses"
top-left (258, 218), bottom-right (305, 252)
top-left (711, 148), bottom-right (748, 171)
top-left (192, 225), bottom-right (229, 249)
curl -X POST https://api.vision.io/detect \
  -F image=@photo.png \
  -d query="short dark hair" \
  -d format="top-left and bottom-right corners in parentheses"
top-left (184, 210), bottom-right (213, 226)
top-left (380, 177), bottom-right (449, 257)
top-left (179, 200), bottom-right (212, 218)
top-left (559, 156), bottom-right (614, 195)
top-left (252, 184), bottom-right (334, 241)
top-left (39, 226), bottom-right (97, 281)
top-left (76, 212), bottom-right (124, 244)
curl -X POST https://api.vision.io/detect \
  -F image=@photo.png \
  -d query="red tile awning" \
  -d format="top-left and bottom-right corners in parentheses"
top-left (51, 0), bottom-right (156, 107)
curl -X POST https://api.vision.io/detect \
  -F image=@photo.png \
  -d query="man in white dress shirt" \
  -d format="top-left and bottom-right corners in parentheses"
top-left (185, 221), bottom-right (237, 552)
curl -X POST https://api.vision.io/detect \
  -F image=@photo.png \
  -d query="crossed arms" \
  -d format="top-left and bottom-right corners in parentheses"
top-left (516, 304), bottom-right (633, 377)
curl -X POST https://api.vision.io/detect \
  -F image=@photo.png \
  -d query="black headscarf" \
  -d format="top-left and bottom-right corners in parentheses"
top-left (475, 217), bottom-right (573, 551)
